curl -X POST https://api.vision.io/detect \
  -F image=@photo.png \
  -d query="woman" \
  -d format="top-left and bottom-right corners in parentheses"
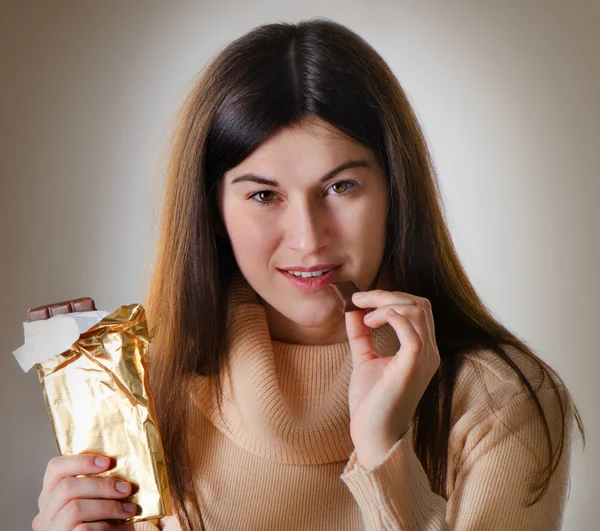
top-left (33, 18), bottom-right (584, 531)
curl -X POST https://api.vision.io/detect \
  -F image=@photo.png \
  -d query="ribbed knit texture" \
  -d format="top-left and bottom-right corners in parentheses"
top-left (133, 272), bottom-right (575, 530)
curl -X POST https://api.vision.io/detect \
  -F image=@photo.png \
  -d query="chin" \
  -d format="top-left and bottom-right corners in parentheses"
top-left (285, 305), bottom-right (340, 328)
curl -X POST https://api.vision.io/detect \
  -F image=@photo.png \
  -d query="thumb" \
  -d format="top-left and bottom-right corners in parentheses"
top-left (345, 309), bottom-right (380, 368)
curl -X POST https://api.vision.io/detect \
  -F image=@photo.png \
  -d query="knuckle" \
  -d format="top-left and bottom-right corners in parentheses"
top-left (66, 499), bottom-right (84, 520)
top-left (400, 305), bottom-right (421, 317)
top-left (60, 476), bottom-right (77, 494)
top-left (46, 456), bottom-right (62, 476)
top-left (410, 337), bottom-right (424, 349)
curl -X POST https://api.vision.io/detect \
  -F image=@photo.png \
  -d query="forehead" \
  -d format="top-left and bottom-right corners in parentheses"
top-left (224, 116), bottom-right (377, 181)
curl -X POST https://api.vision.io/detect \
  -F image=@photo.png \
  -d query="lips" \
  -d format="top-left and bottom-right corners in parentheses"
top-left (279, 266), bottom-right (341, 292)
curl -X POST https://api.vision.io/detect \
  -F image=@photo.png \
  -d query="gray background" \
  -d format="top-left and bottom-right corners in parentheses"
top-left (1, 1), bottom-right (598, 529)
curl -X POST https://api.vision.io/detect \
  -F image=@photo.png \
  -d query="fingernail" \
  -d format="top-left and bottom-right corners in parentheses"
top-left (123, 503), bottom-right (137, 514)
top-left (94, 457), bottom-right (110, 468)
top-left (364, 312), bottom-right (375, 323)
top-left (387, 308), bottom-right (398, 316)
top-left (352, 292), bottom-right (365, 300)
top-left (116, 481), bottom-right (131, 494)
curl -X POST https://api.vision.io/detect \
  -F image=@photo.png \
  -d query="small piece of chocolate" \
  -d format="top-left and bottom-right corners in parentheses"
top-left (28, 297), bottom-right (97, 322)
top-left (328, 281), bottom-right (361, 313)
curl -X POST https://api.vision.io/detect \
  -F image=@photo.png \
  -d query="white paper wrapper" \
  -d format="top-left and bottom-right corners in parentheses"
top-left (12, 310), bottom-right (109, 372)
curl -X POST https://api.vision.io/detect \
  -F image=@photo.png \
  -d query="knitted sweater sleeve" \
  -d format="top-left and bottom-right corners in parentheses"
top-left (340, 385), bottom-right (574, 531)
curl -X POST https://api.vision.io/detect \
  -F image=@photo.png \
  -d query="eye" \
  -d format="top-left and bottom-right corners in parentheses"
top-left (328, 181), bottom-right (356, 195)
top-left (249, 190), bottom-right (278, 205)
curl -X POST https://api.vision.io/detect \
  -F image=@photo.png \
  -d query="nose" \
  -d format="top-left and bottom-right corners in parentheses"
top-left (284, 199), bottom-right (331, 254)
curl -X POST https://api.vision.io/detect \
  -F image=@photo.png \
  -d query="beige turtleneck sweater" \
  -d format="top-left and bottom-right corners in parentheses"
top-left (133, 273), bottom-right (575, 530)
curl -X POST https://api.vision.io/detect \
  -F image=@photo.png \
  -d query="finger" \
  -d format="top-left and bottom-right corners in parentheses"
top-left (383, 309), bottom-right (424, 372)
top-left (344, 308), bottom-right (381, 368)
top-left (40, 455), bottom-right (114, 510)
top-left (354, 291), bottom-right (435, 344)
top-left (52, 499), bottom-right (137, 530)
top-left (44, 477), bottom-right (132, 522)
top-left (364, 304), bottom-right (429, 341)
top-left (74, 523), bottom-right (118, 530)
top-left (351, 289), bottom-right (420, 310)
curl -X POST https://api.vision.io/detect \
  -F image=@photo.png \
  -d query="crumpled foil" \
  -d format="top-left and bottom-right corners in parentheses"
top-left (36, 303), bottom-right (172, 523)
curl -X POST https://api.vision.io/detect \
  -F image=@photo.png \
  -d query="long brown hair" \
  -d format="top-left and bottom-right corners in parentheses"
top-left (145, 18), bottom-right (585, 530)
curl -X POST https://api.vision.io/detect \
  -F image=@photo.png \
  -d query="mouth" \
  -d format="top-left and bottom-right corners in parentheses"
top-left (278, 266), bottom-right (342, 292)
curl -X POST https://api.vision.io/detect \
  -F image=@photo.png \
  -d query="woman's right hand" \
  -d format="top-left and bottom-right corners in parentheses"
top-left (32, 454), bottom-right (138, 530)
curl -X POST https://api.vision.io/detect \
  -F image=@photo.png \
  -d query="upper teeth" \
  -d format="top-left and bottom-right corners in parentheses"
top-left (286, 268), bottom-right (333, 278)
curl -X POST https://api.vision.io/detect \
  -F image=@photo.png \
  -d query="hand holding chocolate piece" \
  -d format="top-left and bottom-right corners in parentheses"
top-left (328, 281), bottom-right (362, 312)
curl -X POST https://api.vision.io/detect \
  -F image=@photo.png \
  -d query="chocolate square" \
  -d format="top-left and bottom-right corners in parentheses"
top-left (328, 281), bottom-right (361, 312)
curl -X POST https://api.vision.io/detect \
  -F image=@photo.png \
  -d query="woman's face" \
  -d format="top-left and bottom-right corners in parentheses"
top-left (218, 116), bottom-right (389, 345)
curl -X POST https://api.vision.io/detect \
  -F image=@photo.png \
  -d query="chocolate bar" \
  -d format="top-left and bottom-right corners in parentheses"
top-left (28, 297), bottom-right (96, 322)
top-left (328, 281), bottom-right (361, 312)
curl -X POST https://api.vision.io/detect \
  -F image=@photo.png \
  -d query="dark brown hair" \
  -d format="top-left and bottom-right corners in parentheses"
top-left (145, 18), bottom-right (585, 530)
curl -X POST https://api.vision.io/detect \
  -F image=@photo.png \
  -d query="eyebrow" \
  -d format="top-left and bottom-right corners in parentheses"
top-left (230, 160), bottom-right (371, 187)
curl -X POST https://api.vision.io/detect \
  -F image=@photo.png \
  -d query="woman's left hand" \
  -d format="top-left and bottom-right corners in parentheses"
top-left (345, 289), bottom-right (440, 469)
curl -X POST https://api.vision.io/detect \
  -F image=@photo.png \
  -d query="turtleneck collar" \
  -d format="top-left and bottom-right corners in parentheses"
top-left (189, 267), bottom-right (399, 465)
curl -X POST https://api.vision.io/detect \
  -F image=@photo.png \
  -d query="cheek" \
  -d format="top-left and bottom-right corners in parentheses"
top-left (224, 206), bottom-right (277, 260)
top-left (340, 197), bottom-right (387, 250)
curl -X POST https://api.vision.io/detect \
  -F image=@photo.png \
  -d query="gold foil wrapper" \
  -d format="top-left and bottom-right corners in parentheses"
top-left (36, 304), bottom-right (172, 523)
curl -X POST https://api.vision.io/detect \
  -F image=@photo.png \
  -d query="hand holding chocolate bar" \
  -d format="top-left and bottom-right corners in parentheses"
top-left (33, 453), bottom-right (138, 529)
